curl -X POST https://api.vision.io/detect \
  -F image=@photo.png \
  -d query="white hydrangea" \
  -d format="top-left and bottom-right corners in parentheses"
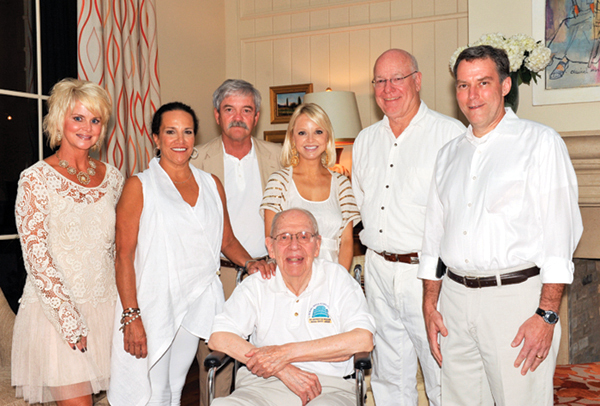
top-left (448, 32), bottom-right (552, 84)
top-left (449, 46), bottom-right (468, 72)
top-left (524, 44), bottom-right (552, 72)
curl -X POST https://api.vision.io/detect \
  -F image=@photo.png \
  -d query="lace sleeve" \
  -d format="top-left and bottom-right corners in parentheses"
top-left (15, 168), bottom-right (88, 344)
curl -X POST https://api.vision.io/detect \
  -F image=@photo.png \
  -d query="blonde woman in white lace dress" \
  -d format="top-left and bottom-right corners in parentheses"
top-left (260, 103), bottom-right (360, 270)
top-left (12, 79), bottom-right (124, 406)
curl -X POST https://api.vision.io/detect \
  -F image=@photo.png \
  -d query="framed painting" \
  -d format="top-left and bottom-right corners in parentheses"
top-left (532, 0), bottom-right (600, 105)
top-left (264, 130), bottom-right (286, 144)
top-left (269, 83), bottom-right (313, 124)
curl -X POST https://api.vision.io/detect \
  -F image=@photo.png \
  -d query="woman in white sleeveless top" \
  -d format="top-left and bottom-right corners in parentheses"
top-left (260, 103), bottom-right (360, 270)
top-left (108, 102), bottom-right (272, 406)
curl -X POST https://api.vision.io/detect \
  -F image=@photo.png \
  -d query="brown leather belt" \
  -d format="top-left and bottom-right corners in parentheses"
top-left (220, 255), bottom-right (270, 269)
top-left (447, 266), bottom-right (540, 288)
top-left (375, 251), bottom-right (419, 264)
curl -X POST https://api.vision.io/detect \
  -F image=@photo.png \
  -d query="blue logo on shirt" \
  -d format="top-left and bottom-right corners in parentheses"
top-left (308, 303), bottom-right (331, 323)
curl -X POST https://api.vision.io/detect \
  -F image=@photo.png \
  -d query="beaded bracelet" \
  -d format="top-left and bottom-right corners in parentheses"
top-left (119, 312), bottom-right (141, 332)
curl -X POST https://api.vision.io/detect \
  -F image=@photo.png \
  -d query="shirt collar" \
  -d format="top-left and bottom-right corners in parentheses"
top-left (465, 107), bottom-right (520, 146)
top-left (223, 138), bottom-right (255, 162)
top-left (382, 100), bottom-right (428, 136)
top-left (270, 258), bottom-right (326, 297)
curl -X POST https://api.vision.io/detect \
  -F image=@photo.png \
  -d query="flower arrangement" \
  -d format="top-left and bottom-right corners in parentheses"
top-left (449, 33), bottom-right (552, 85)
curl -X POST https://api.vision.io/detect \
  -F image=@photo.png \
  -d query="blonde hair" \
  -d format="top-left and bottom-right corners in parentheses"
top-left (280, 103), bottom-right (336, 168)
top-left (43, 78), bottom-right (112, 150)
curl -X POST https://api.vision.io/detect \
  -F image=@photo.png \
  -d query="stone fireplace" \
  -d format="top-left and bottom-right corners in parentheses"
top-left (560, 131), bottom-right (600, 364)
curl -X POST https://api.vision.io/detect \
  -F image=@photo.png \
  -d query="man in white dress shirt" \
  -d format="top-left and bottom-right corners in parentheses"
top-left (352, 49), bottom-right (465, 406)
top-left (191, 79), bottom-right (281, 405)
top-left (418, 45), bottom-right (583, 406)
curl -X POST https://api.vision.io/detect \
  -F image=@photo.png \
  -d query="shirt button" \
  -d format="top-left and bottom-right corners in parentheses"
top-left (381, 206), bottom-right (384, 210)
top-left (390, 164), bottom-right (394, 167)
top-left (294, 312), bottom-right (298, 317)
top-left (465, 259), bottom-right (469, 263)
top-left (472, 176), bottom-right (477, 180)
top-left (463, 231), bottom-right (467, 235)
top-left (394, 143), bottom-right (397, 147)
top-left (296, 299), bottom-right (299, 303)
top-left (379, 229), bottom-right (383, 233)
top-left (468, 203), bottom-right (472, 207)
top-left (385, 185), bottom-right (389, 188)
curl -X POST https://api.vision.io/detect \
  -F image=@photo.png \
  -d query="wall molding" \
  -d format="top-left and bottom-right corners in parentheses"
top-left (240, 11), bottom-right (467, 43)
top-left (241, 0), bottom-right (395, 20)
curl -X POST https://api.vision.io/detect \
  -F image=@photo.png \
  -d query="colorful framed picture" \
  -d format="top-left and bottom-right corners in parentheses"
top-left (264, 130), bottom-right (286, 144)
top-left (269, 83), bottom-right (313, 124)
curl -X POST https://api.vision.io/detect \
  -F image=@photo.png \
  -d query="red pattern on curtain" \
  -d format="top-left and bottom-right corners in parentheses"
top-left (77, 0), bottom-right (160, 176)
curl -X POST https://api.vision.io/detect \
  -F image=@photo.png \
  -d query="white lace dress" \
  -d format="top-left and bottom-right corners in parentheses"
top-left (12, 161), bottom-right (124, 403)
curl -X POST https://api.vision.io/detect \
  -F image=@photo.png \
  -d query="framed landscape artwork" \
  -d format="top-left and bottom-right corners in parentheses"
top-left (269, 83), bottom-right (313, 124)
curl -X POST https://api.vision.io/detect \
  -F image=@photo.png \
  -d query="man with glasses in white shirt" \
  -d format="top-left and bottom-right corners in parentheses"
top-left (418, 45), bottom-right (582, 405)
top-left (352, 49), bottom-right (465, 406)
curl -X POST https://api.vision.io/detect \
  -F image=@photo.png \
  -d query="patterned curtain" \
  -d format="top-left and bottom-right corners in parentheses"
top-left (77, 0), bottom-right (160, 176)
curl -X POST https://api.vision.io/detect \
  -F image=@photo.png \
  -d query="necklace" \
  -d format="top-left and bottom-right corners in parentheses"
top-left (172, 171), bottom-right (192, 184)
top-left (57, 153), bottom-right (97, 185)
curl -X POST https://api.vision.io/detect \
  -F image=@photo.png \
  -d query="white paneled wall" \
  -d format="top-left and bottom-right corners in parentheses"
top-left (225, 0), bottom-right (468, 136)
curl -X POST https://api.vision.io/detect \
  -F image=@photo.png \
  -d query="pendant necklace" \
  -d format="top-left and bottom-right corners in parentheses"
top-left (57, 153), bottom-right (97, 185)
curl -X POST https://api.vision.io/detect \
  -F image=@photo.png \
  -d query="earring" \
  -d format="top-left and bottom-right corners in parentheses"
top-left (190, 147), bottom-right (199, 160)
top-left (290, 146), bottom-right (299, 167)
top-left (154, 147), bottom-right (161, 158)
top-left (57, 132), bottom-right (62, 142)
top-left (321, 151), bottom-right (330, 167)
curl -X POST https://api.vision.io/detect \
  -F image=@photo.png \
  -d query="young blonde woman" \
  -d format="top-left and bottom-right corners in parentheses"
top-left (260, 103), bottom-right (360, 270)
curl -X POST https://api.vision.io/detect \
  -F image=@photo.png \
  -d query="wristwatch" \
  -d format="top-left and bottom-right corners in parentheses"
top-left (536, 307), bottom-right (559, 325)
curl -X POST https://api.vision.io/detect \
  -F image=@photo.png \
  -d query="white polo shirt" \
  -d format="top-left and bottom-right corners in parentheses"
top-left (211, 258), bottom-right (376, 377)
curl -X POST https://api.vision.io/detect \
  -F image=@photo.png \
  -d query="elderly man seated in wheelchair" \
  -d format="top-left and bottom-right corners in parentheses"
top-left (208, 208), bottom-right (375, 406)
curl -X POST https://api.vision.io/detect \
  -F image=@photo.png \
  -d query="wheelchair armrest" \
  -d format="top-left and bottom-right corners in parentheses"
top-left (354, 351), bottom-right (371, 370)
top-left (204, 351), bottom-right (232, 370)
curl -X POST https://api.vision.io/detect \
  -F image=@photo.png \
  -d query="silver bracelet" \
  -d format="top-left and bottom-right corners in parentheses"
top-left (119, 312), bottom-right (141, 332)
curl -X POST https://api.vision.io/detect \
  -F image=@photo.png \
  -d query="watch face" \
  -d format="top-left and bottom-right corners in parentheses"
top-left (546, 312), bottom-right (558, 323)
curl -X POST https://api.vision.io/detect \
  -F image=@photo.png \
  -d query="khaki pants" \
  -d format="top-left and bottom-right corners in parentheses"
top-left (440, 274), bottom-right (559, 406)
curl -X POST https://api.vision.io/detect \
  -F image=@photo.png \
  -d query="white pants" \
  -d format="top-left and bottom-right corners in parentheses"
top-left (439, 274), bottom-right (560, 406)
top-left (364, 249), bottom-right (441, 406)
top-left (148, 326), bottom-right (200, 405)
top-left (212, 367), bottom-right (355, 406)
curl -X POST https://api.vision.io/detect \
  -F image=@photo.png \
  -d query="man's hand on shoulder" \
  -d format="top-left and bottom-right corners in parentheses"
top-left (511, 314), bottom-right (555, 375)
top-left (275, 364), bottom-right (322, 406)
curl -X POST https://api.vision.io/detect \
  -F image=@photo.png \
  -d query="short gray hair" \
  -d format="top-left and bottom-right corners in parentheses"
top-left (212, 79), bottom-right (261, 112)
top-left (271, 208), bottom-right (320, 237)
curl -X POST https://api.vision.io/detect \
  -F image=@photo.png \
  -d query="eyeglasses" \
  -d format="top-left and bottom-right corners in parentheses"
top-left (271, 231), bottom-right (317, 245)
top-left (371, 71), bottom-right (418, 89)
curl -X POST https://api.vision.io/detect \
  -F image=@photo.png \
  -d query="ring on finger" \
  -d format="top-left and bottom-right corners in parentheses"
top-left (536, 354), bottom-right (543, 359)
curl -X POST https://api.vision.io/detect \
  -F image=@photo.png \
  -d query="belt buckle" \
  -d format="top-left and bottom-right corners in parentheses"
top-left (410, 256), bottom-right (419, 265)
top-left (463, 275), bottom-right (481, 288)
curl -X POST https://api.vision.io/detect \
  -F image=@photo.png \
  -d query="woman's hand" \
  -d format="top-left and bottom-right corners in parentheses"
top-left (123, 317), bottom-right (148, 359)
top-left (69, 335), bottom-right (88, 353)
top-left (246, 259), bottom-right (276, 279)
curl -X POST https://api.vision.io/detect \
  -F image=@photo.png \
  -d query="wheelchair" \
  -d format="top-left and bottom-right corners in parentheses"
top-left (204, 264), bottom-right (371, 406)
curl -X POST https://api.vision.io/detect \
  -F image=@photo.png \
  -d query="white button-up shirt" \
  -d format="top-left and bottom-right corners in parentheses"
top-left (418, 109), bottom-right (583, 283)
top-left (352, 101), bottom-right (466, 254)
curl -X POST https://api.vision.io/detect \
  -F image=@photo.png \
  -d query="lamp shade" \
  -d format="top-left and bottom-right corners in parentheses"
top-left (303, 91), bottom-right (362, 141)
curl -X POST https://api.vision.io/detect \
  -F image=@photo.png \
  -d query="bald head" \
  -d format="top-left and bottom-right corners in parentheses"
top-left (271, 208), bottom-right (320, 238)
top-left (374, 49), bottom-right (419, 76)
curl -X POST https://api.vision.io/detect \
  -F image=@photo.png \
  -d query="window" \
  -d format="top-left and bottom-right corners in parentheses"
top-left (0, 0), bottom-right (77, 311)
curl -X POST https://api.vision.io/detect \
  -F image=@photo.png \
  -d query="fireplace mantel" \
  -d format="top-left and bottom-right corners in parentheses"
top-left (562, 131), bottom-right (600, 259)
